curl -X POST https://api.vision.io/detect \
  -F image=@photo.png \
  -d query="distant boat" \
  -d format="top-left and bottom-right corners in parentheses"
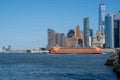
top-left (31, 50), bottom-right (49, 53)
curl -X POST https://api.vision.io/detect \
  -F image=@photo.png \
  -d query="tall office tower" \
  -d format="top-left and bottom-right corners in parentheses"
top-left (76, 25), bottom-right (81, 38)
top-left (84, 17), bottom-right (90, 47)
top-left (55, 33), bottom-right (65, 47)
top-left (105, 14), bottom-right (114, 48)
top-left (114, 11), bottom-right (120, 48)
top-left (60, 33), bottom-right (66, 47)
top-left (99, 2), bottom-right (105, 35)
top-left (89, 29), bottom-right (93, 38)
top-left (47, 29), bottom-right (56, 50)
top-left (55, 33), bottom-right (61, 46)
top-left (75, 25), bottom-right (84, 47)
top-left (89, 29), bottom-right (93, 47)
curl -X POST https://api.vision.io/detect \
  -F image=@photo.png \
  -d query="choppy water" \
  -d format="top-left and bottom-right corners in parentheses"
top-left (0, 53), bottom-right (119, 80)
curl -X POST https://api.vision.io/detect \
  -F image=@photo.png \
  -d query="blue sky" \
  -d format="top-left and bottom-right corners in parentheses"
top-left (0, 0), bottom-right (120, 49)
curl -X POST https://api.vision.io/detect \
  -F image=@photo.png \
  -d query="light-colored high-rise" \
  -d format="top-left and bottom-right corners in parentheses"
top-left (99, 2), bottom-right (105, 35)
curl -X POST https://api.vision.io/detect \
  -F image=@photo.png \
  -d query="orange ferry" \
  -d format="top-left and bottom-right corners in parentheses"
top-left (49, 46), bottom-right (102, 54)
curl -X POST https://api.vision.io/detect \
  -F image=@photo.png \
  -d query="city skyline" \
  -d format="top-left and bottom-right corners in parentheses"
top-left (0, 0), bottom-right (120, 49)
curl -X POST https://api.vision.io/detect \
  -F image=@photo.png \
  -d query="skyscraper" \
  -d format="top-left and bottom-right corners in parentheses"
top-left (114, 11), bottom-right (120, 48)
top-left (47, 29), bottom-right (56, 50)
top-left (55, 33), bottom-right (65, 47)
top-left (60, 33), bottom-right (66, 47)
top-left (84, 17), bottom-right (90, 47)
top-left (105, 14), bottom-right (114, 48)
top-left (99, 2), bottom-right (105, 35)
top-left (89, 29), bottom-right (93, 38)
top-left (76, 25), bottom-right (81, 38)
top-left (55, 33), bottom-right (61, 46)
top-left (75, 25), bottom-right (84, 47)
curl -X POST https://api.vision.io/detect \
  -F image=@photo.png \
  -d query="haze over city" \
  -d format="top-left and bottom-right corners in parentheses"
top-left (0, 0), bottom-right (120, 49)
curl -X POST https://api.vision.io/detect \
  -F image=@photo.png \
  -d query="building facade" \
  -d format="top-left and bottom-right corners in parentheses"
top-left (67, 29), bottom-right (75, 38)
top-left (47, 29), bottom-right (56, 50)
top-left (89, 29), bottom-right (93, 37)
top-left (105, 14), bottom-right (114, 48)
top-left (114, 11), bottom-right (120, 48)
top-left (55, 33), bottom-right (65, 47)
top-left (84, 17), bottom-right (90, 47)
top-left (55, 33), bottom-right (61, 46)
top-left (75, 25), bottom-right (84, 47)
top-left (99, 3), bottom-right (105, 35)
top-left (76, 25), bottom-right (81, 38)
top-left (65, 37), bottom-right (78, 48)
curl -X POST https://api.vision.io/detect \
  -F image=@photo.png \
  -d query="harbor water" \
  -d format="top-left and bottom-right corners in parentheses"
top-left (0, 53), bottom-right (119, 80)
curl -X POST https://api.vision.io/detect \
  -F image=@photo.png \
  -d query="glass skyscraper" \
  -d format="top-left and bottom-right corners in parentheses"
top-left (99, 3), bottom-right (105, 35)
top-left (105, 14), bottom-right (114, 48)
top-left (84, 17), bottom-right (90, 47)
top-left (89, 29), bottom-right (93, 37)
top-left (114, 11), bottom-right (120, 48)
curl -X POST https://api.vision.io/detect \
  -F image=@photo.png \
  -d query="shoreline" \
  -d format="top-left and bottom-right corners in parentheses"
top-left (0, 48), bottom-right (116, 54)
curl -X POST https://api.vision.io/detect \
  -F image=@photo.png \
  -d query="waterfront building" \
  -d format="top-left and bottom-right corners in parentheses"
top-left (60, 33), bottom-right (66, 47)
top-left (65, 36), bottom-right (78, 48)
top-left (89, 29), bottom-right (93, 47)
top-left (67, 29), bottom-right (75, 38)
top-left (89, 29), bottom-right (93, 38)
top-left (105, 14), bottom-right (114, 48)
top-left (75, 25), bottom-right (84, 47)
top-left (114, 11), bottom-right (120, 48)
top-left (89, 36), bottom-right (92, 47)
top-left (92, 37), bottom-right (103, 47)
top-left (76, 25), bottom-right (82, 38)
top-left (47, 29), bottom-right (56, 50)
top-left (65, 25), bottom-right (85, 48)
top-left (47, 29), bottom-right (66, 50)
top-left (55, 33), bottom-right (65, 47)
top-left (99, 2), bottom-right (105, 35)
top-left (84, 17), bottom-right (90, 47)
top-left (55, 33), bottom-right (61, 46)
top-left (92, 32), bottom-right (105, 48)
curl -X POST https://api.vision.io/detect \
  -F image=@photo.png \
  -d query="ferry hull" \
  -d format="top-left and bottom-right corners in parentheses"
top-left (49, 47), bottom-right (102, 54)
